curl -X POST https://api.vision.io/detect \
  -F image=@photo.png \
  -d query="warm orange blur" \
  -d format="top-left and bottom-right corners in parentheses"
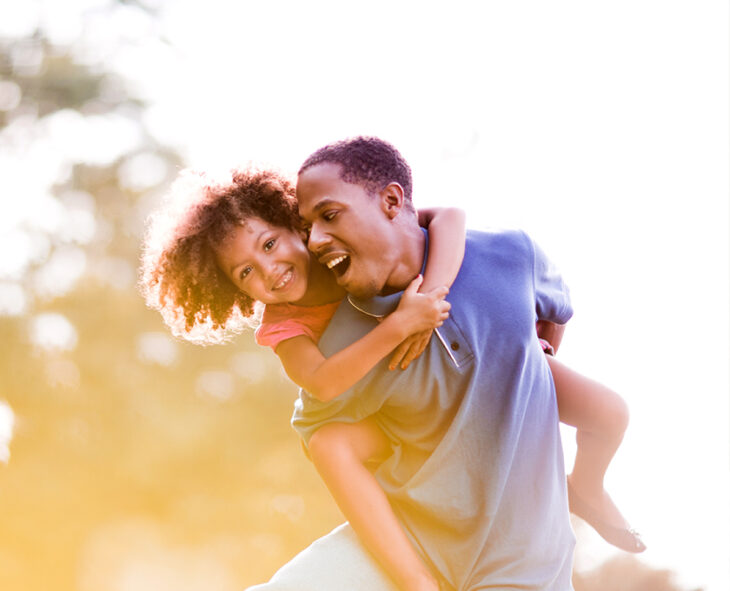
top-left (0, 284), bottom-right (346, 590)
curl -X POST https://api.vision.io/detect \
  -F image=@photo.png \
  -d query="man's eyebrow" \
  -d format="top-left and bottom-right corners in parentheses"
top-left (309, 198), bottom-right (338, 215)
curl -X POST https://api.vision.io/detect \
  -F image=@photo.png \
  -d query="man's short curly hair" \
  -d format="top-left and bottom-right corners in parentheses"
top-left (139, 166), bottom-right (300, 344)
top-left (298, 136), bottom-right (413, 207)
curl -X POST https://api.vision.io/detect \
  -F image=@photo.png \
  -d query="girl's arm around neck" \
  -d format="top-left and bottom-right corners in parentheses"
top-left (417, 207), bottom-right (466, 293)
top-left (275, 314), bottom-right (412, 402)
top-left (385, 206), bottom-right (465, 371)
top-left (275, 276), bottom-right (450, 402)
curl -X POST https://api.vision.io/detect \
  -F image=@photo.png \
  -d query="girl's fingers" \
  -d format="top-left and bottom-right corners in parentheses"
top-left (401, 330), bottom-right (431, 369)
top-left (389, 340), bottom-right (410, 370)
top-left (405, 274), bottom-right (424, 294)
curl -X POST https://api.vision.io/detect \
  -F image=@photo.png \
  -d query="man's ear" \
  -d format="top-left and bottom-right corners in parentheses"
top-left (379, 182), bottom-right (405, 219)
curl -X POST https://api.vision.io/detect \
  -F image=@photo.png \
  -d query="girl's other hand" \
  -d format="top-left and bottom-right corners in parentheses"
top-left (395, 275), bottom-right (450, 333)
top-left (388, 329), bottom-right (432, 370)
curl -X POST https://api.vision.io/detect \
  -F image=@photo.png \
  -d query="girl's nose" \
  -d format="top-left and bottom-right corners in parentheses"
top-left (261, 259), bottom-right (278, 283)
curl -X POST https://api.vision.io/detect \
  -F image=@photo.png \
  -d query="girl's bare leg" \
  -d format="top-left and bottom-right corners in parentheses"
top-left (308, 418), bottom-right (440, 591)
top-left (547, 356), bottom-right (645, 552)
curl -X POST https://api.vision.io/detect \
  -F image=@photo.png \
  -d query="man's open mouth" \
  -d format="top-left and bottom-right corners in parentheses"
top-left (326, 254), bottom-right (351, 278)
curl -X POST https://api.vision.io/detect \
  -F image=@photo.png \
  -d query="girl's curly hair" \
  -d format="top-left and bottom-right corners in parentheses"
top-left (140, 166), bottom-right (301, 344)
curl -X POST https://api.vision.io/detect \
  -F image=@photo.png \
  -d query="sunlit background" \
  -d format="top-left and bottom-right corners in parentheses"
top-left (0, 1), bottom-right (727, 590)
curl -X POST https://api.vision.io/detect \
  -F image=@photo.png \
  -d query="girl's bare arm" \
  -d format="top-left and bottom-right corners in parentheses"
top-left (417, 207), bottom-right (466, 292)
top-left (389, 207), bottom-right (466, 369)
top-left (276, 275), bottom-right (449, 402)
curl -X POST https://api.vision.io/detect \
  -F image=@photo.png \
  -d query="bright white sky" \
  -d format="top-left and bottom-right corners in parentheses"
top-left (2, 1), bottom-right (729, 589)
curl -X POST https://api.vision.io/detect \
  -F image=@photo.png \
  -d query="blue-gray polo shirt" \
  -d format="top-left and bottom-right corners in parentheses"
top-left (292, 228), bottom-right (576, 590)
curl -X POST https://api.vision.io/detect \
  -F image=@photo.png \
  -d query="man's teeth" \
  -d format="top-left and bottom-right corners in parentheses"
top-left (326, 255), bottom-right (348, 270)
top-left (274, 270), bottom-right (292, 289)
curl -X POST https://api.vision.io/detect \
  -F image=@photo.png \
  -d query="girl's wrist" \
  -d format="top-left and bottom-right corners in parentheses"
top-left (380, 311), bottom-right (410, 342)
top-left (419, 280), bottom-right (447, 294)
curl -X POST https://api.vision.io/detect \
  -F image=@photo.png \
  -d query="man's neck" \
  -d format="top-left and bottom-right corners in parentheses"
top-left (380, 223), bottom-right (426, 296)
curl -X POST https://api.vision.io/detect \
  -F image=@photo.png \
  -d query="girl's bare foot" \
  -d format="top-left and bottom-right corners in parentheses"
top-left (567, 474), bottom-right (646, 553)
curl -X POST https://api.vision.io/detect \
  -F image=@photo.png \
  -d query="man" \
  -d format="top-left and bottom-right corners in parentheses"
top-left (249, 137), bottom-right (575, 590)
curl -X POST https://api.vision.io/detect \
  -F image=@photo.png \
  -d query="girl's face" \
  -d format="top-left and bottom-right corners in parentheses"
top-left (214, 217), bottom-right (310, 305)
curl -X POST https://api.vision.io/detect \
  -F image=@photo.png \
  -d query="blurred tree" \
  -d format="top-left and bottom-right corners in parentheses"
top-left (0, 9), bottom-right (339, 591)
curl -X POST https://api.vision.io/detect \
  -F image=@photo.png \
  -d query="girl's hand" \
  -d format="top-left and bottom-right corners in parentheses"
top-left (387, 275), bottom-right (450, 369)
top-left (393, 275), bottom-right (450, 334)
top-left (388, 329), bottom-right (432, 370)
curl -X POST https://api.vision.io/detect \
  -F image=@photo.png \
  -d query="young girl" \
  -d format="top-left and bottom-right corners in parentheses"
top-left (141, 166), bottom-right (644, 591)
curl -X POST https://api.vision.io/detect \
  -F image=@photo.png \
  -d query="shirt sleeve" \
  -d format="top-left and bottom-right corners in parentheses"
top-left (255, 318), bottom-right (316, 350)
top-left (529, 235), bottom-right (573, 325)
top-left (255, 301), bottom-right (341, 351)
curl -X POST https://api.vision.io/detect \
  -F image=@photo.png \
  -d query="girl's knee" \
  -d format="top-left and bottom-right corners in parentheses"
top-left (603, 389), bottom-right (630, 437)
top-left (615, 394), bottom-right (630, 434)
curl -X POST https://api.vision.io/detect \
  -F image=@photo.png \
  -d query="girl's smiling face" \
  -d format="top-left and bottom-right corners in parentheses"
top-left (213, 217), bottom-right (311, 305)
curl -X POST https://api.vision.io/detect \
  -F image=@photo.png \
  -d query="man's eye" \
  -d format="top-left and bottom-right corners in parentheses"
top-left (264, 238), bottom-right (276, 251)
top-left (239, 266), bottom-right (252, 280)
top-left (323, 211), bottom-right (337, 221)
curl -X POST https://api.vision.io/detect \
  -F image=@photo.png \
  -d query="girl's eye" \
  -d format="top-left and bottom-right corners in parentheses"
top-left (263, 238), bottom-right (276, 251)
top-left (323, 211), bottom-right (337, 222)
top-left (239, 266), bottom-right (253, 280)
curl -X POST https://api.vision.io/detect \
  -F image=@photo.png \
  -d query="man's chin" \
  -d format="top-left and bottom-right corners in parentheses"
top-left (340, 278), bottom-right (380, 300)
top-left (335, 262), bottom-right (381, 299)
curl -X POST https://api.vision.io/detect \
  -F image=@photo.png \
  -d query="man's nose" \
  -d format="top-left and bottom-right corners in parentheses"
top-left (307, 223), bottom-right (329, 254)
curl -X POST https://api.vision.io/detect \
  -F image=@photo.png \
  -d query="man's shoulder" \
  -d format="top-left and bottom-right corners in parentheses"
top-left (464, 227), bottom-right (533, 259)
top-left (454, 227), bottom-right (537, 299)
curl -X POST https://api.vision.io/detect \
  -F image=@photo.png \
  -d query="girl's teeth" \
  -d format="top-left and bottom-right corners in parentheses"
top-left (274, 270), bottom-right (292, 289)
top-left (327, 255), bottom-right (347, 269)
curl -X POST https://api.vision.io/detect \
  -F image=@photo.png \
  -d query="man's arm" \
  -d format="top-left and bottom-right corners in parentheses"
top-left (535, 319), bottom-right (566, 354)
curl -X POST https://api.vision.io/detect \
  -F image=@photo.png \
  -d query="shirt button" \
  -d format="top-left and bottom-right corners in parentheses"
top-left (450, 341), bottom-right (460, 351)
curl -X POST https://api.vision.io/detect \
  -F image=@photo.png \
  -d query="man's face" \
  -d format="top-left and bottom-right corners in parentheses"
top-left (296, 163), bottom-right (395, 299)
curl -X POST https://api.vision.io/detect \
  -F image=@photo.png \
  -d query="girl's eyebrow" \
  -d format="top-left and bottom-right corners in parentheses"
top-left (228, 229), bottom-right (269, 275)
